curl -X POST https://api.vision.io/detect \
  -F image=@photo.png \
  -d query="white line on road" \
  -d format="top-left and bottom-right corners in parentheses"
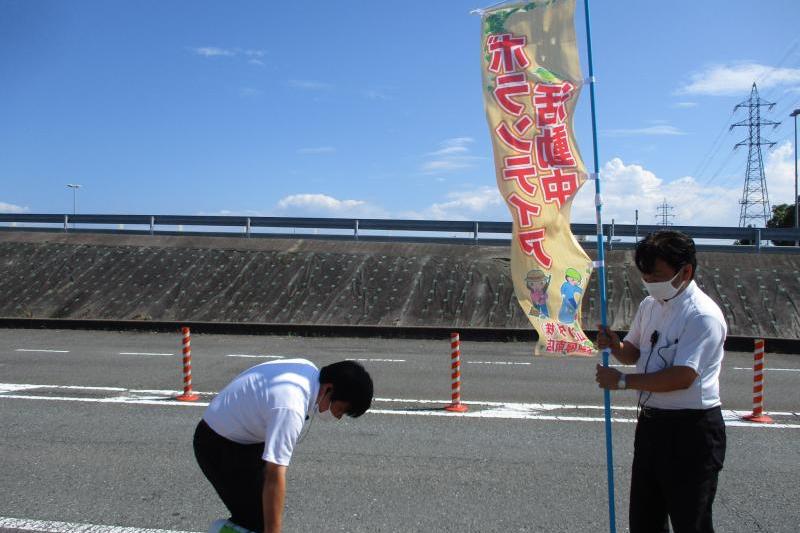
top-left (346, 358), bottom-right (406, 363)
top-left (14, 349), bottom-right (70, 353)
top-left (0, 516), bottom-right (200, 533)
top-left (733, 367), bottom-right (800, 372)
top-left (119, 352), bottom-right (174, 356)
top-left (2, 383), bottom-right (798, 428)
top-left (225, 354), bottom-right (285, 359)
top-left (466, 361), bottom-right (531, 365)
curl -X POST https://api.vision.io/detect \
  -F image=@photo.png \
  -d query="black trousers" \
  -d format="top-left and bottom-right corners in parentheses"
top-left (629, 406), bottom-right (726, 533)
top-left (194, 419), bottom-right (265, 532)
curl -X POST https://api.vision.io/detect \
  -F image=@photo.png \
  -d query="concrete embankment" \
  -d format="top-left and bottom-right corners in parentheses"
top-left (1, 231), bottom-right (798, 341)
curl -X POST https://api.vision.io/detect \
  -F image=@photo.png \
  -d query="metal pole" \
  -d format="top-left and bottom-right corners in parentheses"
top-left (609, 219), bottom-right (615, 251)
top-left (66, 184), bottom-right (81, 230)
top-left (634, 209), bottom-right (639, 242)
top-left (792, 109), bottom-right (799, 246)
top-left (582, 1), bottom-right (616, 531)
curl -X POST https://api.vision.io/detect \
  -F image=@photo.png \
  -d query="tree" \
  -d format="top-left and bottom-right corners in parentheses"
top-left (767, 203), bottom-right (797, 246)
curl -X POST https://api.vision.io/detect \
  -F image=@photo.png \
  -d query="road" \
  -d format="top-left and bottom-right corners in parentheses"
top-left (1, 328), bottom-right (798, 532)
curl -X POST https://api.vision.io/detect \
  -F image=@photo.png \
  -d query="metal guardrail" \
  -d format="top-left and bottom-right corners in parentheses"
top-left (2, 213), bottom-right (800, 251)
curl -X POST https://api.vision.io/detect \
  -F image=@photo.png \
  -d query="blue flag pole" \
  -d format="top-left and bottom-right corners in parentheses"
top-left (582, 0), bottom-right (617, 532)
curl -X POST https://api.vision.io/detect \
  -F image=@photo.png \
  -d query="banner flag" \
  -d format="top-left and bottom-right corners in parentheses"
top-left (480, 0), bottom-right (594, 356)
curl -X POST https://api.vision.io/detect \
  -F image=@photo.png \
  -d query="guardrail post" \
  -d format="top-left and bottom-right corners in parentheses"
top-left (64, 215), bottom-right (69, 232)
top-left (473, 221), bottom-right (479, 244)
top-left (246, 217), bottom-right (251, 238)
top-left (149, 216), bottom-right (155, 235)
top-left (354, 219), bottom-right (359, 241)
top-left (756, 228), bottom-right (762, 253)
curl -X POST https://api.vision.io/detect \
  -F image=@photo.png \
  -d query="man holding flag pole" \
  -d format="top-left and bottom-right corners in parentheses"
top-left (596, 230), bottom-right (727, 533)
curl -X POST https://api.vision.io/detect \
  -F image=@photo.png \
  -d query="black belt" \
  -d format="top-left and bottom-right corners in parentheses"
top-left (639, 405), bottom-right (721, 420)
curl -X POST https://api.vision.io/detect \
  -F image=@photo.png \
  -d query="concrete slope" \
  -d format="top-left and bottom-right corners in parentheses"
top-left (1, 232), bottom-right (798, 338)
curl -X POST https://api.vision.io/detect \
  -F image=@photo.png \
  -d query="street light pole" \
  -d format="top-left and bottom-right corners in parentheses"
top-left (791, 110), bottom-right (800, 246)
top-left (66, 184), bottom-right (82, 229)
top-left (792, 110), bottom-right (800, 246)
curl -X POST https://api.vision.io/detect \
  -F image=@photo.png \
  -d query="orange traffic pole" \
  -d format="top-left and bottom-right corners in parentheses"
top-left (176, 327), bottom-right (200, 402)
top-left (445, 332), bottom-right (468, 413)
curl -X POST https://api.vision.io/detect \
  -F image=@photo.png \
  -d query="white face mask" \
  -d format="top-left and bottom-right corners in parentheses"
top-left (643, 269), bottom-right (686, 303)
top-left (315, 402), bottom-right (338, 422)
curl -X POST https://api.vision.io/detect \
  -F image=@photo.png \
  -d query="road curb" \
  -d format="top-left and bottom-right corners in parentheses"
top-left (1, 317), bottom-right (798, 354)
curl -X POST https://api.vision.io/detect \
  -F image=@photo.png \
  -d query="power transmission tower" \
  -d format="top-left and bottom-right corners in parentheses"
top-left (730, 82), bottom-right (779, 228)
top-left (655, 199), bottom-right (675, 227)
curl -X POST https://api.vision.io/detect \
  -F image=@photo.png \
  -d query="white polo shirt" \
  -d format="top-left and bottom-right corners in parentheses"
top-left (624, 280), bottom-right (727, 410)
top-left (203, 359), bottom-right (320, 466)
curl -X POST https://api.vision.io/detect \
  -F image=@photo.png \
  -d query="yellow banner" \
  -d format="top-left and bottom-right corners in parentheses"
top-left (481, 0), bottom-right (594, 356)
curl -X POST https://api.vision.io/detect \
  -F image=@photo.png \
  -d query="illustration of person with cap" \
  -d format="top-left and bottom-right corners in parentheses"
top-left (558, 267), bottom-right (583, 324)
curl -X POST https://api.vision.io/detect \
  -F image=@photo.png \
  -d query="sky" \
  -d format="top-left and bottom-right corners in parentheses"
top-left (2, 0), bottom-right (800, 228)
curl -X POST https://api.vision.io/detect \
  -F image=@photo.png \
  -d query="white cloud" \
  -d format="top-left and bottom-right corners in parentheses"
top-left (296, 146), bottom-right (336, 155)
top-left (276, 193), bottom-right (385, 217)
top-left (191, 47), bottom-right (266, 65)
top-left (421, 137), bottom-right (483, 174)
top-left (0, 201), bottom-right (28, 213)
top-left (193, 46), bottom-right (236, 57)
top-left (764, 141), bottom-right (798, 207)
top-left (571, 157), bottom-right (742, 226)
top-left (239, 87), bottom-right (262, 97)
top-left (287, 79), bottom-right (333, 90)
top-left (404, 186), bottom-right (505, 220)
top-left (677, 62), bottom-right (800, 96)
top-left (604, 125), bottom-right (687, 137)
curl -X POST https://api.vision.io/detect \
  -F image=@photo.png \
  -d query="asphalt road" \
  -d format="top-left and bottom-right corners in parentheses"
top-left (1, 328), bottom-right (798, 533)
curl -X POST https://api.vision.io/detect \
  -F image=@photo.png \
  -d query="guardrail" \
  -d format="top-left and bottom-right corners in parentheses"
top-left (1, 213), bottom-right (800, 252)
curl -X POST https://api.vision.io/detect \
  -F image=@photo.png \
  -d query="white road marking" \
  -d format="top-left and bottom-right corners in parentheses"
top-left (1, 383), bottom-right (798, 428)
top-left (225, 354), bottom-right (285, 359)
top-left (14, 349), bottom-right (70, 353)
top-left (466, 361), bottom-right (531, 365)
top-left (118, 352), bottom-right (173, 356)
top-left (0, 516), bottom-right (199, 533)
top-left (733, 367), bottom-right (800, 372)
top-left (346, 358), bottom-right (406, 363)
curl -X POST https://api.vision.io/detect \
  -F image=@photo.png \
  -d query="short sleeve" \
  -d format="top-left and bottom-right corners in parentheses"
top-left (262, 408), bottom-right (305, 466)
top-left (623, 300), bottom-right (647, 349)
top-left (673, 314), bottom-right (725, 372)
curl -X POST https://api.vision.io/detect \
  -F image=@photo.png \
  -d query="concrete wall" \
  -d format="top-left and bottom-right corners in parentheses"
top-left (1, 232), bottom-right (798, 338)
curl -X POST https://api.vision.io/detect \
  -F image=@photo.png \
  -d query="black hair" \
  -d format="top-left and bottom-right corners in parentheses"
top-left (319, 360), bottom-right (373, 417)
top-left (635, 230), bottom-right (697, 279)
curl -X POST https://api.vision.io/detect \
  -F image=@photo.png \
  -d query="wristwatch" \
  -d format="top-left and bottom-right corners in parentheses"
top-left (617, 374), bottom-right (627, 390)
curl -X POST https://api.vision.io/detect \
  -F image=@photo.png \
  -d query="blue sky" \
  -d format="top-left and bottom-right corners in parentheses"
top-left (2, 0), bottom-right (799, 227)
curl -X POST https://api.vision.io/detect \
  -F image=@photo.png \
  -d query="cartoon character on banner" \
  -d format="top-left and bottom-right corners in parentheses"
top-left (525, 269), bottom-right (551, 318)
top-left (558, 267), bottom-right (583, 324)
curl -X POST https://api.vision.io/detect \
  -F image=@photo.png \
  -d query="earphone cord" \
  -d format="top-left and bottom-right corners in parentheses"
top-left (637, 342), bottom-right (657, 418)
